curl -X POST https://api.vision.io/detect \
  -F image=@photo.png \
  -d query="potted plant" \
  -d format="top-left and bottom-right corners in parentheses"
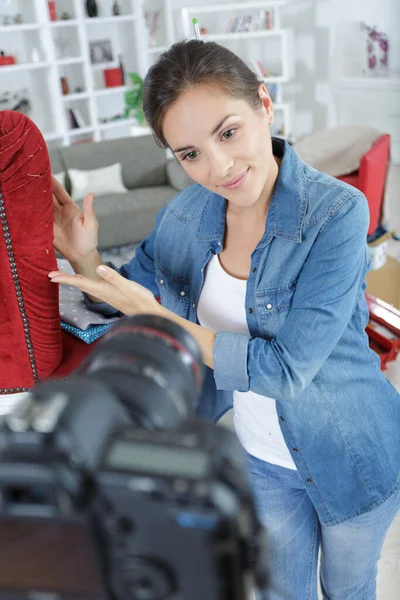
top-left (124, 72), bottom-right (145, 125)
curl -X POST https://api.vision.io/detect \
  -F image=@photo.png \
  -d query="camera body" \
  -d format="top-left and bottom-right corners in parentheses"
top-left (0, 317), bottom-right (267, 600)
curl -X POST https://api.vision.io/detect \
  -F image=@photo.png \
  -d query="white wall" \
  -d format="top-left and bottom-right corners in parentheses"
top-left (281, 0), bottom-right (399, 139)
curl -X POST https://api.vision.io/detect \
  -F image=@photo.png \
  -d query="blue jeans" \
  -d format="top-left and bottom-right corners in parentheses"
top-left (247, 453), bottom-right (400, 600)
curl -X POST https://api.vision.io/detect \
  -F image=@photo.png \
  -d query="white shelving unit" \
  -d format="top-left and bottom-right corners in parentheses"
top-left (178, 0), bottom-right (293, 138)
top-left (0, 0), bottom-right (293, 145)
top-left (0, 0), bottom-right (150, 146)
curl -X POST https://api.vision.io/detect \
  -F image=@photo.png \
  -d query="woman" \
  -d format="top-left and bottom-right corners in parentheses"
top-left (50, 40), bottom-right (400, 599)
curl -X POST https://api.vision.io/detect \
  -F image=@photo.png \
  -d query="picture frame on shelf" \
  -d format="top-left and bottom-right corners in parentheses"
top-left (0, 88), bottom-right (31, 115)
top-left (89, 39), bottom-right (114, 64)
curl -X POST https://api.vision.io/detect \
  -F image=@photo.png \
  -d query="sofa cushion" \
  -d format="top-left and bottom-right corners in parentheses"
top-left (69, 163), bottom-right (128, 201)
top-left (79, 185), bottom-right (177, 249)
top-left (60, 136), bottom-right (168, 189)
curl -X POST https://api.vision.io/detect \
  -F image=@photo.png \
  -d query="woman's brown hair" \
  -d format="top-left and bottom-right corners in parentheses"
top-left (143, 39), bottom-right (262, 148)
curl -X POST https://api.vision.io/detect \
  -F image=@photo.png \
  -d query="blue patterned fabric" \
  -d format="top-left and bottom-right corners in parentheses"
top-left (61, 321), bottom-right (114, 343)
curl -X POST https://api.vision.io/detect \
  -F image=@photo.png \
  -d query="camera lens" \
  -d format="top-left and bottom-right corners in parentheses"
top-left (121, 557), bottom-right (175, 600)
top-left (79, 315), bottom-right (204, 430)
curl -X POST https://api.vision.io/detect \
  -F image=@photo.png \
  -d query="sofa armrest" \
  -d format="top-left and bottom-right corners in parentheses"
top-left (166, 158), bottom-right (194, 191)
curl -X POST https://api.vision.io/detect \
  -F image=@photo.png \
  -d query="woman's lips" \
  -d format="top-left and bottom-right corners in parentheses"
top-left (221, 168), bottom-right (249, 191)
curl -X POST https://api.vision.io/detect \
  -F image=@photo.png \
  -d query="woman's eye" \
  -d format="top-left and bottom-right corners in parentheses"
top-left (184, 151), bottom-right (199, 161)
top-left (222, 128), bottom-right (236, 140)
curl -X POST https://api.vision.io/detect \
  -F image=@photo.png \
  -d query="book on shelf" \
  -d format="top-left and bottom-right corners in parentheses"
top-left (67, 108), bottom-right (86, 129)
top-left (225, 11), bottom-right (274, 33)
top-left (248, 60), bottom-right (279, 81)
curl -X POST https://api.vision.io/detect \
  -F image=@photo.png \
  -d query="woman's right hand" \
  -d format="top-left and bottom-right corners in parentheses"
top-left (52, 175), bottom-right (99, 262)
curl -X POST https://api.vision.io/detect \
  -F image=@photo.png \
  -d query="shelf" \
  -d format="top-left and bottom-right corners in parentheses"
top-left (274, 103), bottom-right (289, 111)
top-left (203, 29), bottom-right (289, 41)
top-left (91, 61), bottom-right (119, 71)
top-left (62, 92), bottom-right (90, 101)
top-left (44, 131), bottom-right (62, 141)
top-left (94, 86), bottom-right (128, 96)
top-left (130, 125), bottom-right (152, 137)
top-left (68, 126), bottom-right (94, 137)
top-left (0, 61), bottom-right (50, 73)
top-left (261, 75), bottom-right (289, 83)
top-left (0, 23), bottom-right (41, 33)
top-left (49, 20), bottom-right (79, 28)
top-left (84, 15), bottom-right (137, 25)
top-left (147, 45), bottom-right (169, 54)
top-left (338, 76), bottom-right (400, 91)
top-left (57, 57), bottom-right (85, 66)
top-left (182, 1), bottom-right (290, 15)
top-left (98, 119), bottom-right (138, 131)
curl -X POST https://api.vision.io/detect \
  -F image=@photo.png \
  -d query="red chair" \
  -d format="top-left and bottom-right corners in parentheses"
top-left (0, 111), bottom-right (94, 394)
top-left (336, 134), bottom-right (391, 236)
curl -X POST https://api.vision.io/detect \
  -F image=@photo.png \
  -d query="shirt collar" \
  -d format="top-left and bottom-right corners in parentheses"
top-left (197, 138), bottom-right (307, 245)
top-left (266, 138), bottom-right (307, 244)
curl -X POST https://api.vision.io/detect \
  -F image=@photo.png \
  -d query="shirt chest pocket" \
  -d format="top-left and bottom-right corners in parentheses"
top-left (256, 282), bottom-right (296, 338)
top-left (155, 267), bottom-right (191, 318)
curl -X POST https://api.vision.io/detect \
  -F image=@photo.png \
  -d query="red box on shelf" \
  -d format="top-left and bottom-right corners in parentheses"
top-left (103, 68), bottom-right (123, 87)
top-left (48, 1), bottom-right (57, 21)
top-left (0, 55), bottom-right (16, 66)
top-left (366, 293), bottom-right (400, 370)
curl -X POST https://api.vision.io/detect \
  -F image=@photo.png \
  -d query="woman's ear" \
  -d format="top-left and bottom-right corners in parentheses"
top-left (258, 83), bottom-right (274, 124)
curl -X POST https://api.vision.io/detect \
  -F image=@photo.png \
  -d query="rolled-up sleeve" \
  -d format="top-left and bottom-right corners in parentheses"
top-left (213, 331), bottom-right (250, 391)
top-left (212, 193), bottom-right (370, 401)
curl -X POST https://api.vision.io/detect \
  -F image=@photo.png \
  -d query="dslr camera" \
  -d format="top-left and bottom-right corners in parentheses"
top-left (0, 315), bottom-right (267, 600)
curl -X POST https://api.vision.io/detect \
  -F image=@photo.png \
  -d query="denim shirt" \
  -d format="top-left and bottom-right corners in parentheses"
top-left (94, 139), bottom-right (400, 525)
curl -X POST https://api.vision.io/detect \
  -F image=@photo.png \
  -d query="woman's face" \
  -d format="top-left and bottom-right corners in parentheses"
top-left (162, 83), bottom-right (276, 211)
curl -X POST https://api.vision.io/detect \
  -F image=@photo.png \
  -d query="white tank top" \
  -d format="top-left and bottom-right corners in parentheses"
top-left (197, 254), bottom-right (297, 470)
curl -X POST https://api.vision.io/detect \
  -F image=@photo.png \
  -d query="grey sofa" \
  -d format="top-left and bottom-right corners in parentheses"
top-left (49, 135), bottom-right (193, 249)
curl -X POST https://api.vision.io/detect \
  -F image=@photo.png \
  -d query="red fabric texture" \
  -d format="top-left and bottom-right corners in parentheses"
top-left (337, 134), bottom-right (391, 236)
top-left (0, 110), bottom-right (63, 389)
top-left (54, 331), bottom-right (100, 379)
top-left (0, 111), bottom-right (94, 391)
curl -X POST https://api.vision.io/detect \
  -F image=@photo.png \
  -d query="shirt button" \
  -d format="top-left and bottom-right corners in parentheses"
top-left (266, 303), bottom-right (273, 310)
top-left (160, 279), bottom-right (164, 285)
top-left (180, 291), bottom-right (185, 296)
top-left (306, 478), bottom-right (313, 483)
top-left (280, 416), bottom-right (285, 421)
top-left (192, 303), bottom-right (196, 308)
top-left (249, 308), bottom-right (253, 314)
top-left (252, 267), bottom-right (257, 273)
top-left (292, 448), bottom-right (298, 452)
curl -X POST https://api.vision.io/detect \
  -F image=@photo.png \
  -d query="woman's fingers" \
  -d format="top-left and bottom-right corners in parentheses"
top-left (95, 264), bottom-right (130, 290)
top-left (48, 270), bottom-right (107, 298)
top-left (52, 192), bottom-right (62, 207)
top-left (52, 175), bottom-right (74, 205)
top-left (82, 192), bottom-right (96, 219)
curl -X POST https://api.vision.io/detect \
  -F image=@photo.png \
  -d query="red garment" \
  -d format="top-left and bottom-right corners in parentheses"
top-left (0, 111), bottom-right (92, 392)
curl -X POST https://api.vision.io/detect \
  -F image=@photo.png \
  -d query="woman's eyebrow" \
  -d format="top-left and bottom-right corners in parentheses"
top-left (172, 114), bottom-right (236, 153)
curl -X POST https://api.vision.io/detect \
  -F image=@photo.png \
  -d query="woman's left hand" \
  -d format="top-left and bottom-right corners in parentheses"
top-left (48, 265), bottom-right (162, 317)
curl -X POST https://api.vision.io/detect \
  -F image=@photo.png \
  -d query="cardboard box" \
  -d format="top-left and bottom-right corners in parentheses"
top-left (366, 256), bottom-right (400, 310)
top-left (368, 231), bottom-right (392, 270)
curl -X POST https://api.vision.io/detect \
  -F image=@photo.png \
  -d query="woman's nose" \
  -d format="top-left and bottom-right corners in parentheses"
top-left (209, 148), bottom-right (234, 180)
